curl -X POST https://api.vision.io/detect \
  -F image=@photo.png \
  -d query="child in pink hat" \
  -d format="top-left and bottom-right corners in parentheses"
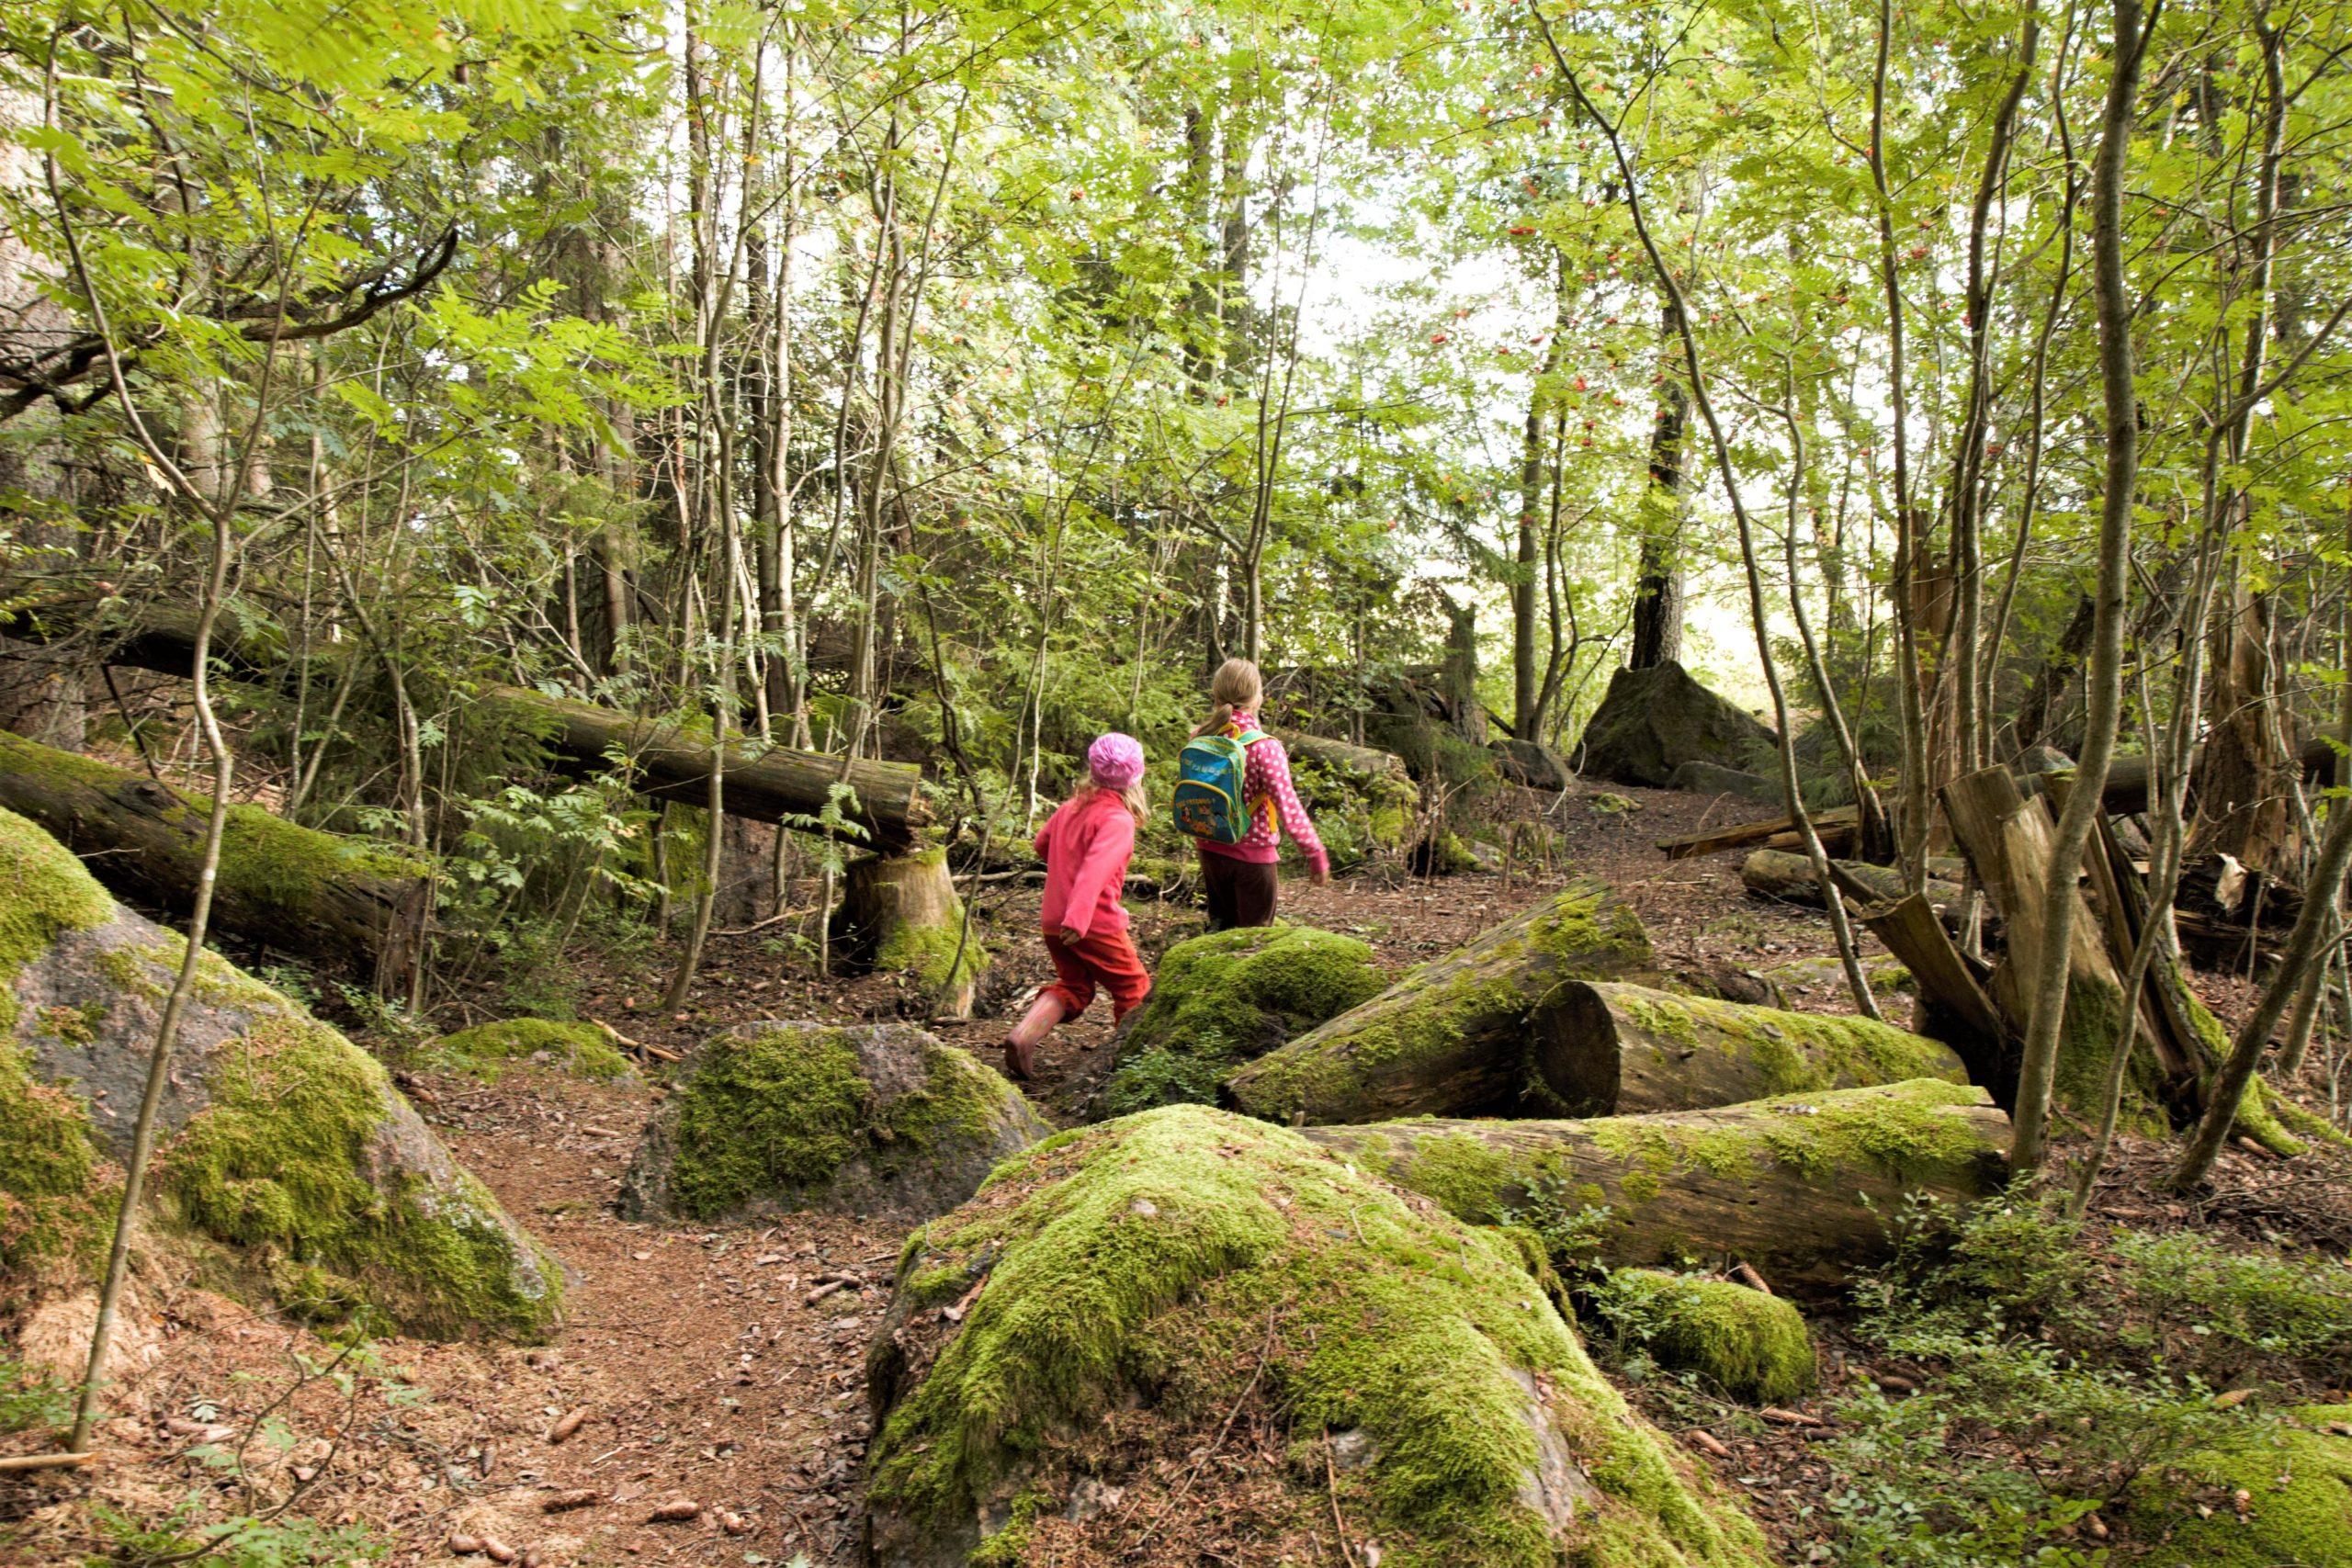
top-left (1004, 733), bottom-right (1153, 1080)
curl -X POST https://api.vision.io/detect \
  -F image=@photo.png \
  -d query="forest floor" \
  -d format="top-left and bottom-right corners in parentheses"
top-left (6, 780), bottom-right (2350, 1568)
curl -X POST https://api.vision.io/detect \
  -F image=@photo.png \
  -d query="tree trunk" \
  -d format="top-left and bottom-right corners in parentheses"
top-left (1860, 892), bottom-right (2015, 1106)
top-left (1532, 980), bottom-right (1968, 1118)
top-left (830, 848), bottom-right (981, 1019)
top-left (0, 729), bottom-right (427, 988)
top-left (1303, 1080), bottom-right (2011, 1287)
top-left (2188, 586), bottom-right (2302, 871)
top-left (1439, 597), bottom-right (1488, 746)
top-left (1220, 878), bottom-right (1654, 1122)
top-left (1628, 297), bottom-right (1688, 671)
top-left (1940, 765), bottom-right (2149, 1124)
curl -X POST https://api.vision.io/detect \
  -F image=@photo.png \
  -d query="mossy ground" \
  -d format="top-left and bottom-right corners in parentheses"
top-left (1095, 924), bottom-right (1387, 1116)
top-left (659, 1024), bottom-right (1026, 1222)
top-left (2128, 1406), bottom-right (2352, 1566)
top-left (430, 1018), bottom-right (631, 1082)
top-left (1594, 1270), bottom-right (1815, 1405)
top-left (867, 1104), bottom-right (1769, 1568)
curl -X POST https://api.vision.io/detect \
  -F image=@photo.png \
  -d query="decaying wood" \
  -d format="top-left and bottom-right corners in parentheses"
top-left (1531, 980), bottom-right (1968, 1117)
top-left (1657, 805), bottom-right (1859, 861)
top-left (1220, 878), bottom-right (1657, 1122)
top-left (9, 602), bottom-right (928, 849)
top-left (0, 728), bottom-right (428, 988)
top-left (1303, 1080), bottom-right (2012, 1286)
top-left (1738, 849), bottom-right (1954, 910)
top-left (1859, 893), bottom-right (2015, 1106)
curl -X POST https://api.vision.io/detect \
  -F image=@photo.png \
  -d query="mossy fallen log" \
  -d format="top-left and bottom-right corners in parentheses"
top-left (12, 602), bottom-right (927, 849)
top-left (1594, 1269), bottom-right (1816, 1404)
top-left (0, 807), bottom-right (560, 1337)
top-left (1220, 878), bottom-right (1656, 1123)
top-left (0, 729), bottom-right (428, 988)
top-left (1301, 1080), bottom-right (2012, 1286)
top-left (1089, 924), bottom-right (1390, 1119)
top-left (861, 1103), bottom-right (1771, 1567)
top-left (1533, 981), bottom-right (1969, 1118)
top-left (619, 1021), bottom-right (1046, 1224)
top-left (429, 1019), bottom-right (632, 1083)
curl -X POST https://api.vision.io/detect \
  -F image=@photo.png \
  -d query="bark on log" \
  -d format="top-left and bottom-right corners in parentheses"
top-left (1220, 877), bottom-right (1656, 1122)
top-left (1271, 728), bottom-right (1415, 797)
top-left (1738, 849), bottom-right (1953, 910)
top-left (1532, 981), bottom-right (1969, 1118)
top-left (0, 728), bottom-right (427, 988)
top-left (1860, 893), bottom-right (2015, 1107)
top-left (1657, 805), bottom-right (1859, 861)
top-left (1302, 1080), bottom-right (2012, 1286)
top-left (7, 602), bottom-right (928, 849)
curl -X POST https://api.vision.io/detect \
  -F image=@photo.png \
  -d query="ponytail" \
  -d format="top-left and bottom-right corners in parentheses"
top-left (1192, 658), bottom-right (1264, 738)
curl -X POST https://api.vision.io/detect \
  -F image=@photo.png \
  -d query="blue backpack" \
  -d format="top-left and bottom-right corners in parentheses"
top-left (1172, 728), bottom-right (1265, 844)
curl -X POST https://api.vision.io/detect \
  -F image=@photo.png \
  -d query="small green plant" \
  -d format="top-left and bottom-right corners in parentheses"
top-left (0, 1355), bottom-right (73, 1437)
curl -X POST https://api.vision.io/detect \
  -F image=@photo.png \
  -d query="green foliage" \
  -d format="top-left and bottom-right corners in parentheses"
top-left (0, 1355), bottom-right (74, 1438)
top-left (429, 1018), bottom-right (631, 1083)
top-left (1820, 1193), bottom-right (2352, 1566)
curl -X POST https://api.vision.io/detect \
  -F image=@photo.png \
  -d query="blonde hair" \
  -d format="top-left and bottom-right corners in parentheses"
top-left (1191, 657), bottom-right (1264, 738)
top-left (1071, 777), bottom-right (1150, 821)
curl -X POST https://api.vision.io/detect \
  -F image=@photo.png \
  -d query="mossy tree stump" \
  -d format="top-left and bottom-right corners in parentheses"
top-left (1534, 981), bottom-right (1969, 1118)
top-left (862, 1104), bottom-right (1771, 1568)
top-left (619, 1021), bottom-right (1046, 1224)
top-left (831, 849), bottom-right (983, 1019)
top-left (0, 729), bottom-right (429, 991)
top-left (1220, 878), bottom-right (1655, 1123)
top-left (1303, 1080), bottom-right (2011, 1287)
top-left (1090, 925), bottom-right (1390, 1118)
top-left (0, 807), bottom-right (560, 1338)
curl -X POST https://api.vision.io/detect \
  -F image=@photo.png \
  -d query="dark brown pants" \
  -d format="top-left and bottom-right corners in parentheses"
top-left (1198, 848), bottom-right (1279, 931)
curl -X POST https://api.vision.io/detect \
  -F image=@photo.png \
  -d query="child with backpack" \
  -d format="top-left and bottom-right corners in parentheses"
top-left (1003, 732), bottom-right (1152, 1081)
top-left (1173, 658), bottom-right (1329, 931)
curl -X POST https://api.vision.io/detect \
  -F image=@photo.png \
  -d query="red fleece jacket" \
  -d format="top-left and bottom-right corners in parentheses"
top-left (1035, 787), bottom-right (1137, 940)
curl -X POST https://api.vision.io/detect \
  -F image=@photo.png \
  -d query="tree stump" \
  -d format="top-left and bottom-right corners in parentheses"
top-left (831, 849), bottom-right (983, 1019)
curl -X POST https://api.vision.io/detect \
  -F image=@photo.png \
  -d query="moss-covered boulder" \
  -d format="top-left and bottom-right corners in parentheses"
top-left (1090, 926), bottom-right (1390, 1119)
top-left (431, 1019), bottom-right (632, 1082)
top-left (1571, 661), bottom-right (1777, 789)
top-left (2127, 1406), bottom-right (2352, 1566)
top-left (1593, 1270), bottom-right (1815, 1404)
top-left (619, 1021), bottom-right (1047, 1224)
top-left (0, 807), bottom-right (560, 1337)
top-left (862, 1104), bottom-right (1770, 1568)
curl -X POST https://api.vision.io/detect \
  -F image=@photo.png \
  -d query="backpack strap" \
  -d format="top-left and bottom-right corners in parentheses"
top-left (1232, 727), bottom-right (1268, 747)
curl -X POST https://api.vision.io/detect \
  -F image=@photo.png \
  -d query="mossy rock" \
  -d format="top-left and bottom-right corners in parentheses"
top-left (863, 1104), bottom-right (1771, 1568)
top-left (2127, 1405), bottom-right (2352, 1566)
top-left (1758, 955), bottom-right (1917, 1000)
top-left (1089, 926), bottom-right (1390, 1120)
top-left (1571, 661), bottom-right (1778, 789)
top-left (431, 1019), bottom-right (632, 1083)
top-left (619, 1021), bottom-right (1048, 1224)
top-left (1595, 1270), bottom-right (1815, 1404)
top-left (0, 808), bottom-right (561, 1338)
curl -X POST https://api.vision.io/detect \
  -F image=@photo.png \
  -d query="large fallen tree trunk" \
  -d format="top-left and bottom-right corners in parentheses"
top-left (1738, 849), bottom-right (1951, 908)
top-left (6, 601), bottom-right (927, 849)
top-left (1221, 878), bottom-right (1656, 1122)
top-left (1303, 1080), bottom-right (2011, 1286)
top-left (474, 686), bottom-right (926, 850)
top-left (1533, 981), bottom-right (1969, 1117)
top-left (0, 729), bottom-right (427, 988)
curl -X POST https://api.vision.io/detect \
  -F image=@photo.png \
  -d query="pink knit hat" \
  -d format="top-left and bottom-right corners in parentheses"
top-left (1088, 732), bottom-right (1146, 791)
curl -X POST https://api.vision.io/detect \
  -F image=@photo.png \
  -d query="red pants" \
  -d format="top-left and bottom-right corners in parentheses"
top-left (1042, 927), bottom-right (1153, 1021)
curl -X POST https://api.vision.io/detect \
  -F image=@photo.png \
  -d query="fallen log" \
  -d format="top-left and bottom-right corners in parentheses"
top-left (1302, 1079), bottom-right (2012, 1286)
top-left (1533, 981), bottom-right (1969, 1117)
top-left (1220, 877), bottom-right (1655, 1123)
top-left (0, 729), bottom-right (427, 988)
top-left (2020, 738), bottom-right (2336, 818)
top-left (1738, 849), bottom-right (1951, 909)
top-left (1860, 893), bottom-right (2014, 1105)
top-left (1657, 805), bottom-right (1859, 861)
top-left (6, 602), bottom-right (927, 850)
